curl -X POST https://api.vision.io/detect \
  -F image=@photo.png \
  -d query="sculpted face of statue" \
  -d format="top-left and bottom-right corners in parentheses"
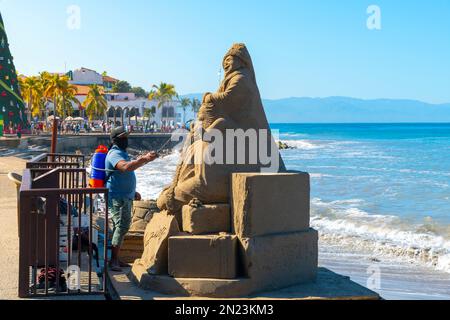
top-left (203, 56), bottom-right (242, 104)
top-left (223, 55), bottom-right (242, 75)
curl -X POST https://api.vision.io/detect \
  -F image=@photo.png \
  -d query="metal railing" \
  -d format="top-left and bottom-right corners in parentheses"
top-left (18, 154), bottom-right (109, 298)
top-left (26, 153), bottom-right (85, 170)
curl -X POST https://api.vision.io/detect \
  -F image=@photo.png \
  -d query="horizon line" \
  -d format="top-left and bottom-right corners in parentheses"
top-left (182, 93), bottom-right (450, 106)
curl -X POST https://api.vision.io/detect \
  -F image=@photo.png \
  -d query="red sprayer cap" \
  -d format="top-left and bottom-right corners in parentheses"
top-left (95, 145), bottom-right (108, 154)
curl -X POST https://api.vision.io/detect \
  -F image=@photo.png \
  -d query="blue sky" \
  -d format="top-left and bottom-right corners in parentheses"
top-left (2, 0), bottom-right (449, 103)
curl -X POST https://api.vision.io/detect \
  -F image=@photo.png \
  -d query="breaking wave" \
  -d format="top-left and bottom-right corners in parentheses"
top-left (311, 198), bottom-right (450, 274)
top-left (281, 140), bottom-right (323, 150)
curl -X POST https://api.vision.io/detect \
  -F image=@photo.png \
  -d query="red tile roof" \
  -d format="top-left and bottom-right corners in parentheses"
top-left (103, 75), bottom-right (119, 83)
top-left (74, 84), bottom-right (105, 96)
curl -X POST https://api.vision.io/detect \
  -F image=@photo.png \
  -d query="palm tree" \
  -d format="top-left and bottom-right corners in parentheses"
top-left (179, 97), bottom-right (191, 125)
top-left (19, 76), bottom-right (43, 120)
top-left (82, 84), bottom-right (108, 121)
top-left (190, 97), bottom-right (201, 119)
top-left (58, 89), bottom-right (80, 118)
top-left (42, 73), bottom-right (72, 153)
top-left (58, 84), bottom-right (79, 119)
top-left (148, 82), bottom-right (177, 126)
top-left (134, 108), bottom-right (139, 128)
top-left (43, 74), bottom-right (73, 118)
top-left (143, 106), bottom-right (156, 131)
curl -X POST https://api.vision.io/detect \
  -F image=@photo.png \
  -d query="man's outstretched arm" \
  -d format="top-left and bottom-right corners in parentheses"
top-left (115, 152), bottom-right (157, 172)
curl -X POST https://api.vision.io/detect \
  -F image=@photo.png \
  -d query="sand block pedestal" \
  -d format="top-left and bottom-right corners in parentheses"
top-left (169, 234), bottom-right (238, 279)
top-left (119, 266), bottom-right (381, 300)
top-left (182, 204), bottom-right (231, 235)
top-left (239, 229), bottom-right (318, 292)
top-left (131, 262), bottom-right (255, 298)
top-left (134, 211), bottom-right (180, 275)
top-left (120, 233), bottom-right (145, 264)
top-left (130, 200), bottom-right (159, 233)
top-left (231, 172), bottom-right (310, 238)
top-left (131, 172), bottom-right (318, 297)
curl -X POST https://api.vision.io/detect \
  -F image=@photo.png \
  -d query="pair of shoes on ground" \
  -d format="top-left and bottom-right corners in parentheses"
top-left (108, 260), bottom-right (129, 272)
top-left (32, 281), bottom-right (68, 293)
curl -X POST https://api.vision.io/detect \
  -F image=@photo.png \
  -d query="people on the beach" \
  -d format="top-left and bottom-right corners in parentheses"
top-left (105, 126), bottom-right (158, 271)
top-left (16, 123), bottom-right (21, 139)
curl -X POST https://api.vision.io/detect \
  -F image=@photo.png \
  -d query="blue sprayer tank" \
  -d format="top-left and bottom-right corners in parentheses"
top-left (90, 145), bottom-right (109, 188)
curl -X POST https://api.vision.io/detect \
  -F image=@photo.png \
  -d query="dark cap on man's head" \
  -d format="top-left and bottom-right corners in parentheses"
top-left (110, 126), bottom-right (129, 140)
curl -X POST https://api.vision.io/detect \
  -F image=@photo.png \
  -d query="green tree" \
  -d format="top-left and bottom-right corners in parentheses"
top-left (148, 82), bottom-right (177, 124)
top-left (132, 86), bottom-right (148, 98)
top-left (190, 97), bottom-right (201, 118)
top-left (148, 82), bottom-right (177, 108)
top-left (44, 74), bottom-right (75, 119)
top-left (0, 12), bottom-right (26, 126)
top-left (143, 106), bottom-right (157, 131)
top-left (82, 84), bottom-right (108, 121)
top-left (58, 86), bottom-right (80, 118)
top-left (179, 97), bottom-right (191, 125)
top-left (112, 80), bottom-right (132, 93)
top-left (19, 76), bottom-right (43, 119)
top-left (36, 72), bottom-right (52, 118)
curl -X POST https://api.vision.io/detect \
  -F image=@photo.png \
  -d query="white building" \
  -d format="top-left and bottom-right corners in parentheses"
top-left (69, 67), bottom-right (103, 86)
top-left (104, 93), bottom-right (181, 127)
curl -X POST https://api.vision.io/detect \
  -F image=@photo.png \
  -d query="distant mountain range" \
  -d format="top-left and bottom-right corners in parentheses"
top-left (182, 94), bottom-right (450, 123)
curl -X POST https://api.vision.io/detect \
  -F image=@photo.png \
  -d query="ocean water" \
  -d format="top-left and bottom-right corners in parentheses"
top-left (272, 123), bottom-right (450, 275)
top-left (136, 123), bottom-right (450, 281)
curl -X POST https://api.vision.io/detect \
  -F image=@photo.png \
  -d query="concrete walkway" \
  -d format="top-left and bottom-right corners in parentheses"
top-left (0, 157), bottom-right (105, 300)
top-left (0, 157), bottom-right (26, 299)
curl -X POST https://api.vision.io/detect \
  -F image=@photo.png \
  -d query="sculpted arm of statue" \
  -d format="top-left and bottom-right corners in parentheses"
top-left (206, 74), bottom-right (248, 106)
top-left (204, 117), bottom-right (228, 134)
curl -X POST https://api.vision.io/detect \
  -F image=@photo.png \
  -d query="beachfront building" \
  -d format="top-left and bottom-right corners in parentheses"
top-left (105, 92), bottom-right (180, 128)
top-left (102, 75), bottom-right (119, 92)
top-left (69, 67), bottom-right (103, 86)
top-left (66, 67), bottom-right (181, 127)
top-left (44, 86), bottom-right (179, 129)
top-left (24, 66), bottom-right (183, 130)
top-left (67, 68), bottom-right (119, 92)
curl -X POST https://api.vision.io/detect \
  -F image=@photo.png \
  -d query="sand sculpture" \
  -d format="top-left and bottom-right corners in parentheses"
top-left (132, 44), bottom-right (318, 297)
top-left (156, 43), bottom-right (286, 220)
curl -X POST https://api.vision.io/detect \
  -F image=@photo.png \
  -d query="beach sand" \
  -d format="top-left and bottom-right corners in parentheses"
top-left (0, 157), bottom-right (26, 300)
top-left (320, 243), bottom-right (450, 300)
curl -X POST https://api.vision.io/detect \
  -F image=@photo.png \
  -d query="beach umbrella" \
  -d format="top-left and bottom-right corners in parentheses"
top-left (47, 115), bottom-right (60, 122)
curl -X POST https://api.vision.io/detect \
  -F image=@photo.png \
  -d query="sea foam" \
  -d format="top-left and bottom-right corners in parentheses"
top-left (311, 198), bottom-right (450, 273)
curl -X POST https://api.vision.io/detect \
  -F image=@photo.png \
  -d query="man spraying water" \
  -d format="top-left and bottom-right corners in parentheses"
top-left (106, 126), bottom-right (158, 271)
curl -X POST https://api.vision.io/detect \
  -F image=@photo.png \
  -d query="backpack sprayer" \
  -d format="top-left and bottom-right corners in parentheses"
top-left (88, 135), bottom-right (174, 188)
top-left (89, 145), bottom-right (110, 188)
